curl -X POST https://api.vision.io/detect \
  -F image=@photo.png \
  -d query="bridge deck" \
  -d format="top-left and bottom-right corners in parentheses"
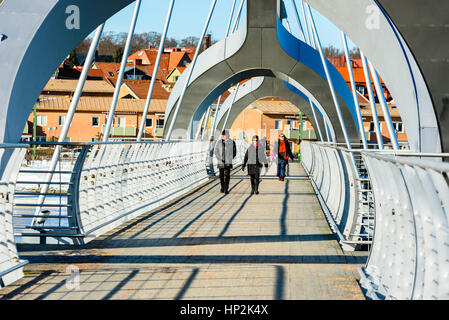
top-left (0, 163), bottom-right (367, 300)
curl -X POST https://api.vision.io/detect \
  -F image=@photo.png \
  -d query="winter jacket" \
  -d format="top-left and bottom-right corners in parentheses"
top-left (243, 144), bottom-right (268, 175)
top-left (214, 139), bottom-right (237, 168)
top-left (274, 139), bottom-right (295, 163)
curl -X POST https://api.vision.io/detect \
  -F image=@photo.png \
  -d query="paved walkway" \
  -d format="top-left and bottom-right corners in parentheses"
top-left (0, 163), bottom-right (367, 300)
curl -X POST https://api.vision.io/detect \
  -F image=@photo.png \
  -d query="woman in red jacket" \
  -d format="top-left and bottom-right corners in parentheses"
top-left (273, 134), bottom-right (294, 181)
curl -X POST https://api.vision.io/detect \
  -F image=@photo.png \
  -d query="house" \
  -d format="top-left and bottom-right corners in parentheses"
top-left (112, 79), bottom-right (171, 100)
top-left (166, 66), bottom-right (186, 83)
top-left (40, 79), bottom-right (115, 99)
top-left (229, 99), bottom-right (307, 154)
top-left (23, 97), bottom-right (167, 142)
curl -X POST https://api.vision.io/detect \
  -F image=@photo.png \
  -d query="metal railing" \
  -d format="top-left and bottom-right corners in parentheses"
top-left (301, 141), bottom-right (374, 251)
top-left (12, 139), bottom-right (248, 245)
top-left (0, 144), bottom-right (29, 287)
top-left (302, 141), bottom-right (449, 300)
top-left (359, 151), bottom-right (449, 300)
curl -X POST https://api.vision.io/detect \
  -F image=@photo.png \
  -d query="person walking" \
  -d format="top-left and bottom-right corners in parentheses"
top-left (214, 130), bottom-right (237, 194)
top-left (242, 135), bottom-right (268, 195)
top-left (274, 133), bottom-right (294, 181)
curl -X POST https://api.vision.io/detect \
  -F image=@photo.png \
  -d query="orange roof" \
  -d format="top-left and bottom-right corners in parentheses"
top-left (92, 62), bottom-right (120, 78)
top-left (127, 48), bottom-right (193, 78)
top-left (251, 100), bottom-right (299, 114)
top-left (94, 61), bottom-right (169, 83)
top-left (168, 51), bottom-right (188, 71)
top-left (89, 69), bottom-right (104, 78)
top-left (43, 79), bottom-right (114, 93)
top-left (335, 66), bottom-right (385, 85)
top-left (112, 79), bottom-right (171, 100)
top-left (36, 96), bottom-right (167, 113)
top-left (357, 92), bottom-right (370, 105)
top-left (128, 49), bottom-right (157, 65)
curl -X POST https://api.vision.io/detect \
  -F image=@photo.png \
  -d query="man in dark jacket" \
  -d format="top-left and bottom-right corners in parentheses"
top-left (242, 135), bottom-right (268, 195)
top-left (273, 133), bottom-right (295, 181)
top-left (214, 130), bottom-right (237, 194)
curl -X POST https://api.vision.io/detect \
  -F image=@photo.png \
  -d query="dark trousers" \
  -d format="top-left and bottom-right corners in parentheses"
top-left (219, 167), bottom-right (231, 191)
top-left (250, 173), bottom-right (260, 192)
top-left (277, 160), bottom-right (287, 178)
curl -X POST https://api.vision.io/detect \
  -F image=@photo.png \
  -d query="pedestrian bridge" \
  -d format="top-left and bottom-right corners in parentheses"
top-left (1, 161), bottom-right (367, 300)
top-left (1, 0), bottom-right (449, 300)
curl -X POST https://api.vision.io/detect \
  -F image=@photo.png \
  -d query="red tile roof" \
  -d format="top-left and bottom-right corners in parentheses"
top-left (168, 51), bottom-right (188, 71)
top-left (93, 61), bottom-right (170, 84)
top-left (110, 79), bottom-right (171, 100)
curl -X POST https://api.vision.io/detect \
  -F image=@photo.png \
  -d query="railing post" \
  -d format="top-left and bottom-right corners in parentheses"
top-left (66, 145), bottom-right (90, 244)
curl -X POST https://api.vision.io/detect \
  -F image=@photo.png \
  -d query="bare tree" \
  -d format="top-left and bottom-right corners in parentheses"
top-left (323, 45), bottom-right (343, 58)
top-left (74, 31), bottom-right (180, 60)
top-left (75, 38), bottom-right (92, 54)
top-left (349, 48), bottom-right (361, 59)
top-left (165, 37), bottom-right (179, 48)
top-left (180, 36), bottom-right (199, 48)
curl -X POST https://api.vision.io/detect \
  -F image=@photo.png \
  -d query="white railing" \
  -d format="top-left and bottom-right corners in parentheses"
top-left (78, 140), bottom-right (213, 241)
top-left (0, 144), bottom-right (28, 287)
top-left (11, 139), bottom-right (249, 245)
top-left (302, 140), bottom-right (449, 300)
top-left (301, 141), bottom-right (373, 251)
top-left (360, 152), bottom-right (449, 300)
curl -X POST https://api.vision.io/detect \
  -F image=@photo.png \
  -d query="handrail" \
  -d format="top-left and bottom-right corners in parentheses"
top-left (360, 151), bottom-right (449, 172)
top-left (0, 260), bottom-right (28, 279)
top-left (0, 146), bottom-right (29, 287)
top-left (313, 142), bottom-right (449, 160)
top-left (0, 143), bottom-right (30, 149)
top-left (301, 141), bottom-right (373, 251)
top-left (22, 139), bottom-right (198, 147)
top-left (12, 139), bottom-right (249, 245)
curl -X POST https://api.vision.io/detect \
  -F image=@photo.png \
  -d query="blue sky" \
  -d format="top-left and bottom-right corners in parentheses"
top-left (100, 0), bottom-right (357, 50)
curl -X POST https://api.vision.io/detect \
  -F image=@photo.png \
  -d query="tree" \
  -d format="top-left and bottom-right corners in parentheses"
top-left (323, 45), bottom-right (343, 58)
top-left (349, 48), bottom-right (361, 59)
top-left (66, 50), bottom-right (77, 67)
top-left (147, 32), bottom-right (162, 48)
top-left (180, 36), bottom-right (199, 48)
top-left (75, 38), bottom-right (92, 53)
top-left (113, 47), bottom-right (124, 63)
top-left (165, 37), bottom-right (178, 48)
